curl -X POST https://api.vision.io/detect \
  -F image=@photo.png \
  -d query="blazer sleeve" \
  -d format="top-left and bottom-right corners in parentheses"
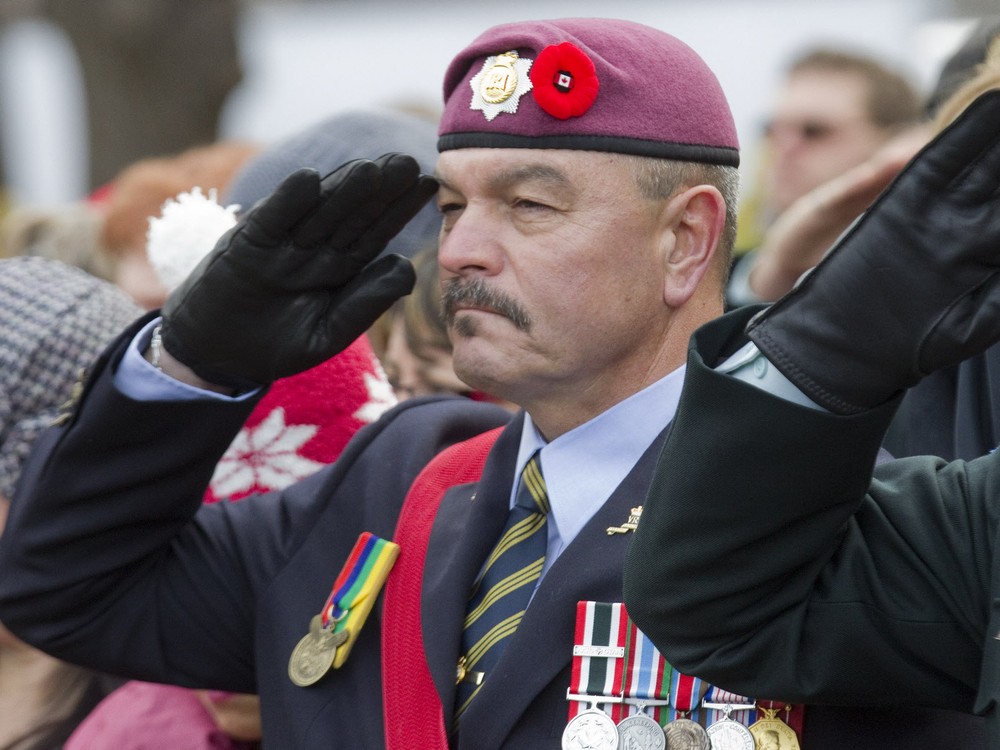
top-left (0, 321), bottom-right (512, 694)
top-left (624, 307), bottom-right (996, 712)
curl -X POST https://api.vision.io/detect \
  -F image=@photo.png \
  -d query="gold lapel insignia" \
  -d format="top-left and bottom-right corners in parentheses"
top-left (606, 506), bottom-right (642, 535)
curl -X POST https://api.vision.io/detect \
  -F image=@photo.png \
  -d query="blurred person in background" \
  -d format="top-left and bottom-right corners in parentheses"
top-left (0, 256), bottom-right (141, 750)
top-left (728, 46), bottom-right (923, 306)
top-left (699, 17), bottom-right (1000, 462)
top-left (882, 16), bottom-right (1000, 461)
top-left (0, 140), bottom-right (260, 311)
top-left (371, 243), bottom-right (472, 400)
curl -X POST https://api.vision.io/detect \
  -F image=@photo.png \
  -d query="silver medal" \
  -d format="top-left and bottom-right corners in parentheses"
top-left (702, 701), bottom-right (755, 750)
top-left (563, 696), bottom-right (620, 750)
top-left (563, 707), bottom-right (620, 750)
top-left (616, 712), bottom-right (665, 750)
top-left (705, 718), bottom-right (754, 750)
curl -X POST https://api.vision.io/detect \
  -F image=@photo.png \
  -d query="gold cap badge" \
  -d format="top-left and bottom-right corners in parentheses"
top-left (469, 51), bottom-right (534, 121)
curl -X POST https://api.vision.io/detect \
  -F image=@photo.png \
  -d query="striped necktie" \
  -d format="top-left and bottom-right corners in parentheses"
top-left (455, 452), bottom-right (549, 720)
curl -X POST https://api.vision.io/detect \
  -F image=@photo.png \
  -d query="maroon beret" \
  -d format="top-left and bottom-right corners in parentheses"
top-left (439, 18), bottom-right (739, 166)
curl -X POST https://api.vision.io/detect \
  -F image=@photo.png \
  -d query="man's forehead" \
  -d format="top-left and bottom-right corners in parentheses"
top-left (780, 69), bottom-right (869, 112)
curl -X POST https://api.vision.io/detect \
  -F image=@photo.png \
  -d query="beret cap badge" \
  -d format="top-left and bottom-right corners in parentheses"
top-left (469, 50), bottom-right (534, 121)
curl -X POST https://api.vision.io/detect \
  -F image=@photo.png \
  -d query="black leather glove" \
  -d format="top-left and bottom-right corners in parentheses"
top-left (160, 153), bottom-right (438, 388)
top-left (746, 90), bottom-right (1000, 415)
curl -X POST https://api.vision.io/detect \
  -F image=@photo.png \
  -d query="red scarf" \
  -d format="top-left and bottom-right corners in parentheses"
top-left (381, 428), bottom-right (503, 749)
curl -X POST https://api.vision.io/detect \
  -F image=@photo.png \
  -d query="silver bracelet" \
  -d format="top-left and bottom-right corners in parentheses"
top-left (149, 324), bottom-right (164, 370)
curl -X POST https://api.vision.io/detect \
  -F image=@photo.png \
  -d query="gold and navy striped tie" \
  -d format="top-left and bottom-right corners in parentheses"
top-left (455, 452), bottom-right (549, 720)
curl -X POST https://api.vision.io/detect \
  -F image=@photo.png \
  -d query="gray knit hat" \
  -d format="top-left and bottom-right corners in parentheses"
top-left (224, 108), bottom-right (442, 260)
top-left (0, 256), bottom-right (142, 498)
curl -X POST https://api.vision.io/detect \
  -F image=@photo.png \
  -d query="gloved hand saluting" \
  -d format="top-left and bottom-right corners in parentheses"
top-left (746, 90), bottom-right (1000, 415)
top-left (160, 153), bottom-right (437, 389)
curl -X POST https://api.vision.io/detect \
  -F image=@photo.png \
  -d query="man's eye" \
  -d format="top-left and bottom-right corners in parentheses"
top-left (514, 199), bottom-right (549, 210)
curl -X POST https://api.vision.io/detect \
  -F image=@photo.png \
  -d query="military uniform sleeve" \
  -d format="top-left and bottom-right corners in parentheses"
top-left (0, 320), bottom-right (512, 693)
top-left (0, 317), bottom-right (261, 685)
top-left (624, 307), bottom-right (992, 712)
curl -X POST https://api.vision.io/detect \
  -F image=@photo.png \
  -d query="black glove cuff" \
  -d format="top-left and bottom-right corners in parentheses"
top-left (159, 321), bottom-right (268, 393)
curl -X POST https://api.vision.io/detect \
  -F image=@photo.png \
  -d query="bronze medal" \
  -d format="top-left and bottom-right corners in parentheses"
top-left (288, 614), bottom-right (349, 687)
top-left (662, 718), bottom-right (711, 750)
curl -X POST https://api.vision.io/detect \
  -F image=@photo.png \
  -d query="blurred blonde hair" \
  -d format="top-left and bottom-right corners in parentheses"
top-left (931, 32), bottom-right (1000, 134)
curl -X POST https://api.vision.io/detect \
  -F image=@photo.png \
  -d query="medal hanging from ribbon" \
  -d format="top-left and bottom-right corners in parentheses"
top-left (666, 669), bottom-right (702, 722)
top-left (562, 601), bottom-right (626, 749)
top-left (749, 700), bottom-right (803, 750)
top-left (563, 602), bottom-right (806, 750)
top-left (615, 618), bottom-right (671, 749)
top-left (703, 686), bottom-right (756, 726)
top-left (699, 680), bottom-right (805, 749)
top-left (702, 685), bottom-right (757, 749)
top-left (288, 532), bottom-right (400, 687)
top-left (657, 669), bottom-right (712, 748)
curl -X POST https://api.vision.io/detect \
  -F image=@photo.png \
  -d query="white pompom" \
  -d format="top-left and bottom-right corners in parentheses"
top-left (146, 187), bottom-right (240, 293)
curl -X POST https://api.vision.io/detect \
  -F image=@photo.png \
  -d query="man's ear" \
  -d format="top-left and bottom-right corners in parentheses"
top-left (660, 185), bottom-right (726, 307)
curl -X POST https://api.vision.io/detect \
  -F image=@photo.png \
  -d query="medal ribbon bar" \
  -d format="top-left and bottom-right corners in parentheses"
top-left (321, 532), bottom-right (400, 668)
top-left (620, 615), bottom-right (672, 725)
top-left (567, 601), bottom-right (628, 722)
top-left (703, 686), bottom-right (756, 726)
top-left (668, 669), bottom-right (703, 722)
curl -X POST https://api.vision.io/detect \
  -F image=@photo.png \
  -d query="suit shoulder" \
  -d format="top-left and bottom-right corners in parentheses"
top-left (374, 395), bottom-right (513, 453)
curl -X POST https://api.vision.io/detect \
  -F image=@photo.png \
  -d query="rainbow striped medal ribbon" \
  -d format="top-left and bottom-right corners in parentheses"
top-left (288, 532), bottom-right (400, 687)
top-left (562, 601), bottom-right (626, 750)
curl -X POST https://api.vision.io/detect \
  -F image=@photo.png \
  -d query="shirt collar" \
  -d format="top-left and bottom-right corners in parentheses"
top-left (514, 365), bottom-right (686, 553)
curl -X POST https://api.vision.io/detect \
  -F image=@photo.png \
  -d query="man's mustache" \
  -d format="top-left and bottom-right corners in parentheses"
top-left (441, 278), bottom-right (532, 332)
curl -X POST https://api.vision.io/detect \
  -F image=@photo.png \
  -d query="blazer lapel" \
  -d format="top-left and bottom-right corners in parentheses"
top-left (420, 416), bottom-right (524, 724)
top-left (458, 425), bottom-right (670, 749)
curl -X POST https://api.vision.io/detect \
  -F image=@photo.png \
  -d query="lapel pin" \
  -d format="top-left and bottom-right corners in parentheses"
top-left (606, 506), bottom-right (642, 535)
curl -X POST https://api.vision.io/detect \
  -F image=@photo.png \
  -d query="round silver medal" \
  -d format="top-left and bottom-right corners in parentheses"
top-left (705, 718), bottom-right (755, 750)
top-left (616, 712), bottom-right (665, 750)
top-left (663, 718), bottom-right (711, 750)
top-left (562, 707), bottom-right (620, 750)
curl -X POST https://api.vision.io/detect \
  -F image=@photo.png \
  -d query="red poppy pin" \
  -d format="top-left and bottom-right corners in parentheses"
top-left (529, 42), bottom-right (599, 119)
